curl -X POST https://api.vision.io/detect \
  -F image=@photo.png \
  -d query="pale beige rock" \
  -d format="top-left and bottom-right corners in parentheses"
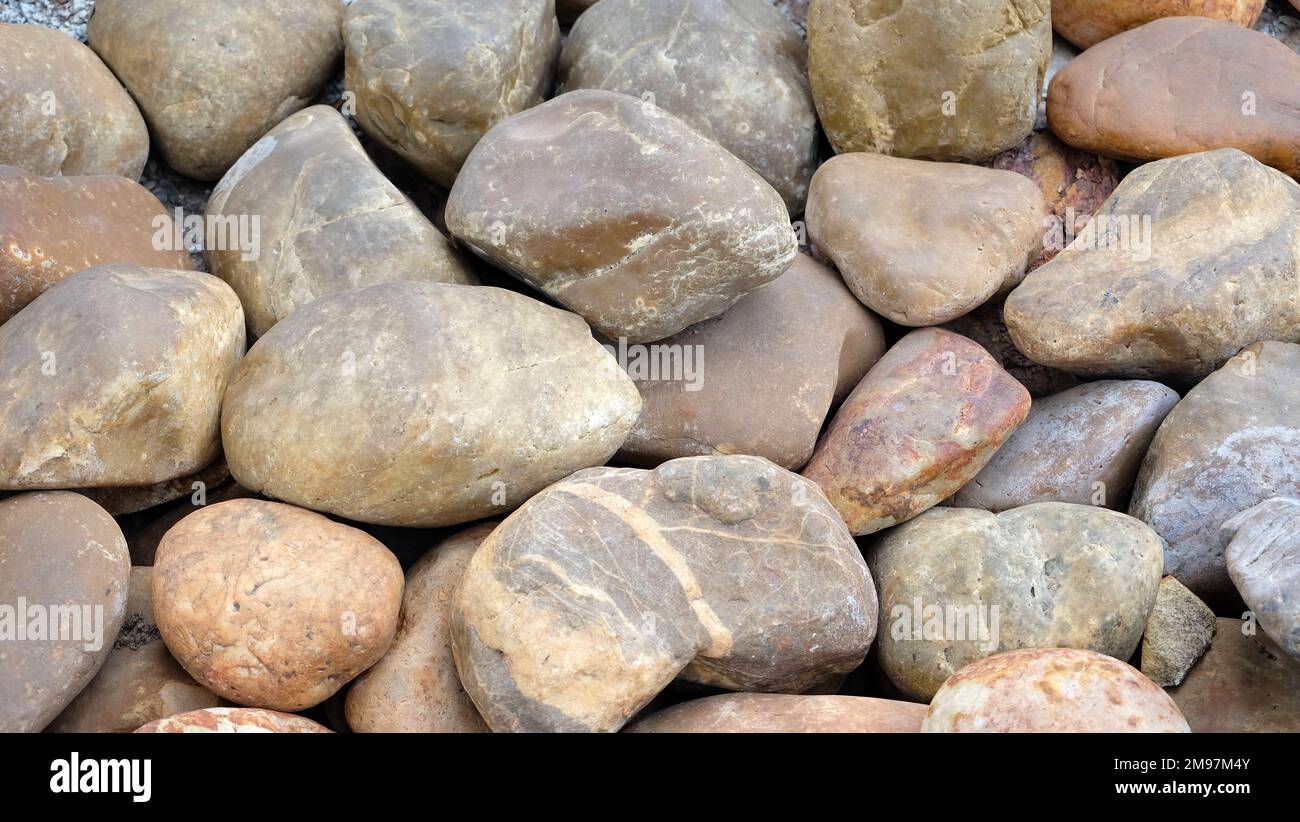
top-left (1140, 576), bottom-right (1216, 688)
top-left (1170, 618), bottom-right (1300, 732)
top-left (136, 707), bottom-right (331, 733)
top-left (1223, 498), bottom-right (1300, 661)
top-left (626, 694), bottom-right (927, 733)
top-left (1051, 0), bottom-right (1264, 49)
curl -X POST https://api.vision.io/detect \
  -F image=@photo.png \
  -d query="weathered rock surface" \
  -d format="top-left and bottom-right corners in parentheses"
top-left (344, 0), bottom-right (560, 189)
top-left (1170, 618), bottom-right (1300, 732)
top-left (346, 524), bottom-right (493, 733)
top-left (626, 693), bottom-right (926, 733)
top-left (808, 0), bottom-right (1051, 161)
top-left (869, 502), bottom-right (1164, 701)
top-left (152, 499), bottom-right (404, 711)
top-left (125, 480), bottom-right (259, 567)
top-left (451, 455), bottom-right (878, 733)
top-left (618, 254), bottom-right (884, 471)
top-left (74, 460), bottom-right (233, 518)
top-left (1140, 576), bottom-right (1217, 688)
top-left (1129, 342), bottom-right (1300, 606)
top-left (1051, 0), bottom-right (1264, 49)
top-left (222, 282), bottom-right (640, 527)
top-left (1223, 498), bottom-right (1300, 661)
top-left (942, 299), bottom-right (1080, 397)
top-left (952, 380), bottom-right (1179, 512)
top-left (0, 165), bottom-right (191, 324)
top-left (206, 105), bottom-right (475, 337)
top-left (0, 23), bottom-right (147, 178)
top-left (1047, 18), bottom-right (1300, 177)
top-left (87, 0), bottom-right (344, 180)
top-left (1006, 150), bottom-right (1300, 380)
top-left (446, 89), bottom-right (797, 343)
top-left (559, 0), bottom-right (816, 211)
top-left (923, 648), bottom-right (1190, 732)
top-left (807, 153), bottom-right (1045, 325)
top-left (0, 265), bottom-right (244, 490)
top-left (802, 328), bottom-right (1030, 536)
top-left (136, 707), bottom-right (331, 733)
top-left (0, 492), bottom-right (130, 732)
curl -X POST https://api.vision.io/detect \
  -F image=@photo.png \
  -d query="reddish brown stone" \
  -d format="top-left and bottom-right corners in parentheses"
top-left (1170, 618), bottom-right (1300, 732)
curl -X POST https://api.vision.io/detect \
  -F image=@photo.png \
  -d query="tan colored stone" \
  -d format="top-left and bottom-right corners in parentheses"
top-left (626, 694), bottom-right (926, 733)
top-left (125, 481), bottom-right (260, 567)
top-left (1223, 498), bottom-right (1300, 661)
top-left (136, 707), bottom-right (331, 733)
top-left (1170, 618), bottom-right (1300, 732)
top-left (446, 89), bottom-right (796, 343)
top-left (152, 499), bottom-right (403, 711)
top-left (1140, 576), bottom-right (1216, 688)
top-left (1051, 0), bottom-right (1263, 49)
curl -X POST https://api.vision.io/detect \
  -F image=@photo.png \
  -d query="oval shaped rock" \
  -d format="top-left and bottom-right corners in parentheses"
top-left (1223, 498), bottom-right (1300, 661)
top-left (802, 328), bottom-right (1030, 536)
top-left (206, 105), bottom-right (475, 338)
top-left (344, 0), bottom-right (560, 189)
top-left (626, 694), bottom-right (926, 733)
top-left (923, 648), bottom-right (1190, 732)
top-left (222, 282), bottom-right (640, 527)
top-left (1051, 0), bottom-right (1264, 49)
top-left (152, 499), bottom-right (403, 711)
top-left (136, 707), bottom-right (331, 733)
top-left (1169, 618), bottom-right (1300, 732)
top-left (0, 492), bottom-right (129, 732)
top-left (452, 455), bottom-right (878, 733)
top-left (0, 265), bottom-right (244, 489)
top-left (0, 23), bottom-right (148, 178)
top-left (446, 89), bottom-right (797, 343)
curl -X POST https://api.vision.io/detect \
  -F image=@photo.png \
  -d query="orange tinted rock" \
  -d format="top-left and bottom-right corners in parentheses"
top-left (136, 707), bottom-right (331, 733)
top-left (1051, 0), bottom-right (1264, 49)
top-left (627, 694), bottom-right (926, 733)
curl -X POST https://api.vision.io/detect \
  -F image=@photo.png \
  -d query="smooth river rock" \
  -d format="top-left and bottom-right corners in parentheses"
top-left (1140, 576), bottom-right (1217, 688)
top-left (136, 707), bottom-right (331, 733)
top-left (1170, 618), bottom-right (1300, 732)
top-left (1223, 498), bottom-right (1300, 661)
top-left (1051, 0), bottom-right (1264, 49)
top-left (626, 694), bottom-right (927, 733)
top-left (451, 455), bottom-right (878, 733)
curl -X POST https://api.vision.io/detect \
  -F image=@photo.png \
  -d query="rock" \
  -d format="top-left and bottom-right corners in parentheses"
top-left (344, 0), bottom-right (560, 189)
top-left (0, 165), bottom-right (192, 324)
top-left (559, 0), bottom-right (816, 211)
top-left (136, 707), bottom-right (331, 733)
top-left (152, 499), bottom-right (404, 711)
top-left (0, 265), bottom-right (244, 490)
top-left (808, 0), bottom-right (1051, 161)
top-left (1140, 576), bottom-right (1217, 688)
top-left (952, 380), bottom-right (1179, 512)
top-left (0, 492), bottom-right (130, 732)
top-left (618, 254), bottom-right (885, 471)
top-left (1223, 498), bottom-right (1300, 661)
top-left (0, 23), bottom-right (147, 178)
top-left (1005, 150), bottom-right (1300, 380)
top-left (1129, 342), bottom-right (1300, 606)
top-left (942, 299), bottom-right (1080, 397)
top-left (206, 105), bottom-right (475, 338)
top-left (46, 567), bottom-right (224, 733)
top-left (345, 524), bottom-right (493, 733)
top-left (445, 89), bottom-right (797, 343)
top-left (923, 648), bottom-right (1190, 732)
top-left (626, 694), bottom-right (926, 733)
top-left (125, 481), bottom-right (260, 567)
top-left (806, 153), bottom-right (1045, 325)
top-left (1051, 0), bottom-right (1264, 49)
top-left (869, 502), bottom-right (1164, 701)
top-left (1170, 618), bottom-right (1300, 732)
top-left (87, 0), bottom-right (343, 180)
top-left (221, 282), bottom-right (640, 527)
top-left (802, 328), bottom-right (1030, 536)
top-left (74, 460), bottom-right (232, 517)
top-left (1047, 18), bottom-right (1300, 178)
top-left (451, 455), bottom-right (878, 732)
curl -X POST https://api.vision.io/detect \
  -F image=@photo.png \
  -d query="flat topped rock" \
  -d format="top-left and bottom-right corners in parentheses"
top-left (626, 694), bottom-right (927, 733)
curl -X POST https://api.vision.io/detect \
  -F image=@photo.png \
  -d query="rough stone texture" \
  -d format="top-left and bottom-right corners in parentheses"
top-left (446, 89), bottom-right (797, 343)
top-left (1223, 497), bottom-right (1300, 661)
top-left (1006, 150), bottom-right (1300, 380)
top-left (807, 153), bottom-right (1045, 325)
top-left (869, 502), bottom-right (1164, 701)
top-left (0, 492), bottom-right (130, 732)
top-left (345, 524), bottom-right (493, 733)
top-left (0, 23), bottom-right (147, 178)
top-left (618, 254), bottom-right (884, 471)
top-left (87, 0), bottom-right (344, 180)
top-left (1140, 576), bottom-right (1217, 687)
top-left (74, 460), bottom-right (233, 518)
top-left (1170, 617), bottom-right (1300, 732)
top-left (207, 105), bottom-right (475, 338)
top-left (222, 282), bottom-right (640, 528)
top-left (942, 299), bottom-right (1080, 397)
top-left (952, 380), bottom-right (1180, 512)
top-left (626, 693), bottom-right (927, 733)
top-left (1129, 342), bottom-right (1300, 607)
top-left (1047, 18), bottom-right (1300, 177)
top-left (559, 0), bottom-right (817, 212)
top-left (47, 567), bottom-right (224, 733)
top-left (152, 499), bottom-right (404, 712)
top-left (136, 707), bottom-right (331, 733)
top-left (0, 265), bottom-right (244, 490)
top-left (452, 455), bottom-right (878, 733)
top-left (344, 0), bottom-right (560, 189)
top-left (125, 481), bottom-right (260, 567)
top-left (0, 164), bottom-right (192, 324)
top-left (808, 0), bottom-right (1051, 161)
top-left (0, 1), bottom-right (93, 40)
top-left (1052, 0), bottom-right (1265, 49)
top-left (923, 648), bottom-right (1190, 732)
top-left (802, 328), bottom-right (1030, 536)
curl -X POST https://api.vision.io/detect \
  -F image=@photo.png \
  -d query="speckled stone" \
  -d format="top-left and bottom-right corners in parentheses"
top-left (1223, 498), bottom-right (1300, 661)
top-left (136, 707), bottom-right (331, 733)
top-left (626, 693), bottom-right (926, 733)
top-left (1140, 576), bottom-right (1217, 687)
